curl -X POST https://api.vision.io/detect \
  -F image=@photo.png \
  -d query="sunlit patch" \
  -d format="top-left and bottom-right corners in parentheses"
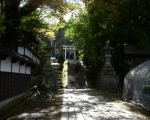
top-left (18, 113), bottom-right (29, 117)
top-left (40, 108), bottom-right (50, 113)
top-left (19, 0), bottom-right (28, 8)
top-left (61, 89), bottom-right (141, 120)
top-left (16, 112), bottom-right (46, 118)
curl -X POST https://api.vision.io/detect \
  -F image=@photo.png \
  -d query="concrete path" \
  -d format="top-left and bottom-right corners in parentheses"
top-left (1, 60), bottom-right (143, 120)
top-left (61, 89), bottom-right (141, 120)
top-left (61, 60), bottom-right (142, 120)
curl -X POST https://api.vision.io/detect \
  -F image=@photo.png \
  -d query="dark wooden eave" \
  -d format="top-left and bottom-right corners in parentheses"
top-left (17, 40), bottom-right (43, 60)
top-left (0, 44), bottom-right (39, 67)
top-left (123, 45), bottom-right (150, 56)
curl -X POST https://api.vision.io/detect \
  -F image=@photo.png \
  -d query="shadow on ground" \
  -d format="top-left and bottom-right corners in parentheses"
top-left (99, 90), bottom-right (150, 120)
top-left (1, 60), bottom-right (150, 120)
top-left (0, 90), bottom-right (64, 120)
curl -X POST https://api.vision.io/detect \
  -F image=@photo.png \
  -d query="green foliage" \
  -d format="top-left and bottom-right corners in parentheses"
top-left (0, 0), bottom-right (83, 55)
top-left (143, 85), bottom-right (150, 94)
top-left (57, 54), bottom-right (65, 70)
top-left (62, 61), bottom-right (68, 86)
top-left (64, 0), bottom-right (150, 86)
top-left (85, 67), bottom-right (98, 88)
top-left (0, 14), bottom-right (5, 36)
top-left (58, 54), bottom-right (65, 63)
top-left (36, 40), bottom-right (46, 60)
top-left (2, 0), bottom-right (150, 79)
top-left (19, 7), bottom-right (55, 45)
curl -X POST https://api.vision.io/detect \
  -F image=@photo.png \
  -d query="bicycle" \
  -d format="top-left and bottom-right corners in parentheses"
top-left (30, 81), bottom-right (54, 101)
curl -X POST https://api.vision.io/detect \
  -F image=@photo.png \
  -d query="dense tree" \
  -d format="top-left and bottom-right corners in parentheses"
top-left (0, 14), bottom-right (5, 37)
top-left (65, 0), bottom-right (150, 87)
top-left (0, 0), bottom-right (82, 59)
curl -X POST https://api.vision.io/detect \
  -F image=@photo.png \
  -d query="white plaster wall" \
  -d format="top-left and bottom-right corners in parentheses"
top-left (37, 58), bottom-right (40, 64)
top-left (33, 55), bottom-right (36, 62)
top-left (20, 64), bottom-right (26, 73)
top-left (35, 58), bottom-right (37, 63)
top-left (18, 46), bottom-right (24, 55)
top-left (26, 66), bottom-right (30, 74)
top-left (25, 48), bottom-right (33, 59)
top-left (29, 51), bottom-right (33, 59)
top-left (12, 61), bottom-right (19, 73)
top-left (32, 54), bottom-right (40, 64)
top-left (31, 52), bottom-right (33, 59)
top-left (35, 56), bottom-right (37, 63)
top-left (1, 56), bottom-right (11, 72)
top-left (27, 49), bottom-right (30, 57)
top-left (25, 47), bottom-right (28, 56)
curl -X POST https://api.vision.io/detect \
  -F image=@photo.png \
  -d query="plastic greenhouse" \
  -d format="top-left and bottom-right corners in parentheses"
top-left (123, 60), bottom-right (150, 111)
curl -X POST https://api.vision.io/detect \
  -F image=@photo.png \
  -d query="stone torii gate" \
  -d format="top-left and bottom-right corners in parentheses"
top-left (61, 45), bottom-right (77, 60)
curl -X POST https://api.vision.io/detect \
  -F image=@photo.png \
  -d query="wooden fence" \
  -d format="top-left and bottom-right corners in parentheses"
top-left (0, 72), bottom-right (31, 102)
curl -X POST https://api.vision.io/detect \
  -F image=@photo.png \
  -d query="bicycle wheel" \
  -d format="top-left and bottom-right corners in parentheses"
top-left (30, 90), bottom-right (38, 101)
top-left (49, 84), bottom-right (54, 90)
top-left (44, 90), bottom-right (53, 101)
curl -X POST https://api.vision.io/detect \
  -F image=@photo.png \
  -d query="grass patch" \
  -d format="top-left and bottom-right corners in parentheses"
top-left (62, 61), bottom-right (68, 86)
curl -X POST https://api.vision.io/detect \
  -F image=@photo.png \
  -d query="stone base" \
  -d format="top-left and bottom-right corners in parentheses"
top-left (97, 75), bottom-right (119, 90)
top-left (42, 76), bottom-right (58, 90)
top-left (51, 63), bottom-right (60, 70)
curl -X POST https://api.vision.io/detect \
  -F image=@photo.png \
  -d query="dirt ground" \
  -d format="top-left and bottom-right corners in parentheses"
top-left (0, 89), bottom-right (150, 120)
top-left (0, 90), bottom-right (64, 120)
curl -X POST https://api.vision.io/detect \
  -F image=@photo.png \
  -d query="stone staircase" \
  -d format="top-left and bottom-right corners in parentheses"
top-left (55, 70), bottom-right (63, 89)
top-left (54, 60), bottom-right (86, 89)
top-left (67, 60), bottom-right (87, 89)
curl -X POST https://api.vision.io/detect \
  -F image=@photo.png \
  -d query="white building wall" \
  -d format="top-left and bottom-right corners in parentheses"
top-left (26, 66), bottom-right (31, 74)
top-left (1, 56), bottom-right (11, 72)
top-left (25, 47), bottom-right (28, 56)
top-left (29, 51), bottom-right (33, 59)
top-left (20, 64), bottom-right (26, 74)
top-left (35, 56), bottom-right (37, 63)
top-left (37, 58), bottom-right (40, 64)
top-left (33, 55), bottom-right (36, 62)
top-left (12, 61), bottom-right (19, 73)
top-left (18, 46), bottom-right (24, 55)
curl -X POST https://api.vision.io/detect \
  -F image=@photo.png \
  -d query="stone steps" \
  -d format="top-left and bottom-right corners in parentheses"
top-left (55, 70), bottom-right (63, 89)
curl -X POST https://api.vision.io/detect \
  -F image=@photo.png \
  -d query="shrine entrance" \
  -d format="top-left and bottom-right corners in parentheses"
top-left (61, 45), bottom-right (77, 60)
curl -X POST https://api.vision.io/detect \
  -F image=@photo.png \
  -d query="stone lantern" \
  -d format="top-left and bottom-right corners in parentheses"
top-left (42, 43), bottom-right (58, 90)
top-left (103, 41), bottom-right (113, 67)
top-left (97, 41), bottom-right (119, 90)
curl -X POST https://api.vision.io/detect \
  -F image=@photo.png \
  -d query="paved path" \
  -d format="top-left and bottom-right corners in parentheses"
top-left (1, 60), bottom-right (143, 120)
top-left (61, 60), bottom-right (142, 120)
top-left (61, 89), bottom-right (141, 120)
